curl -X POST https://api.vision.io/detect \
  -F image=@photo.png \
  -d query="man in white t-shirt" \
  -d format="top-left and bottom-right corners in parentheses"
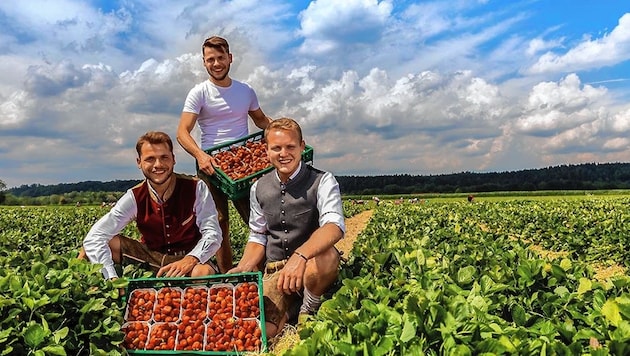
top-left (177, 36), bottom-right (272, 273)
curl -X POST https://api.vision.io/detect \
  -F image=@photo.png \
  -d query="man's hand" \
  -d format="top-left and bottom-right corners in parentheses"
top-left (227, 265), bottom-right (245, 274)
top-left (277, 254), bottom-right (307, 295)
top-left (157, 255), bottom-right (198, 277)
top-left (197, 152), bottom-right (216, 176)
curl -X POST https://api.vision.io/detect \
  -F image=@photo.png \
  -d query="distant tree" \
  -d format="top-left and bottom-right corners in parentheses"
top-left (0, 179), bottom-right (5, 204)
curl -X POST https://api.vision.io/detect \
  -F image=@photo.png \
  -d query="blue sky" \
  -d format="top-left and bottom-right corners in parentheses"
top-left (2, 0), bottom-right (630, 189)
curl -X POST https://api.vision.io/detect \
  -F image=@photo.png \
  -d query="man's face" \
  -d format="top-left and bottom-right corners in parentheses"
top-left (203, 46), bottom-right (232, 83)
top-left (266, 128), bottom-right (305, 182)
top-left (136, 142), bottom-right (175, 186)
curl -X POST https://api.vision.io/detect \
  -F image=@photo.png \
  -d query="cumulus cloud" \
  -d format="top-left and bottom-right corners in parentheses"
top-left (528, 13), bottom-right (630, 74)
top-left (298, 0), bottom-right (393, 54)
top-left (515, 74), bottom-right (607, 137)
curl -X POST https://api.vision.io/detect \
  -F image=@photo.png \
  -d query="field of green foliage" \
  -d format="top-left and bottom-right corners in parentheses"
top-left (2, 195), bottom-right (630, 355)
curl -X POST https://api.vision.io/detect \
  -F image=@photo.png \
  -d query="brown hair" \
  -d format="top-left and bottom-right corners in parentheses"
top-left (202, 36), bottom-right (230, 56)
top-left (136, 131), bottom-right (174, 156)
top-left (264, 117), bottom-right (303, 142)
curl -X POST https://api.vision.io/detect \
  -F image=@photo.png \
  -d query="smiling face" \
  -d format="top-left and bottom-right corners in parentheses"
top-left (265, 127), bottom-right (305, 183)
top-left (203, 46), bottom-right (232, 86)
top-left (136, 142), bottom-right (175, 188)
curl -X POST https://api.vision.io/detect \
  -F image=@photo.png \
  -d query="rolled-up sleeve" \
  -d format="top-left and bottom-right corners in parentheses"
top-left (247, 181), bottom-right (268, 246)
top-left (317, 172), bottom-right (346, 235)
top-left (187, 181), bottom-right (222, 263)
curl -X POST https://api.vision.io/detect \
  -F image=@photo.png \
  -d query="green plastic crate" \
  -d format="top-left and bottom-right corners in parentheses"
top-left (123, 272), bottom-right (267, 355)
top-left (200, 131), bottom-right (314, 200)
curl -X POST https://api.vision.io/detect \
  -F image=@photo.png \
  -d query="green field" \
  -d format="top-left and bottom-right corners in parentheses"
top-left (2, 195), bottom-right (630, 355)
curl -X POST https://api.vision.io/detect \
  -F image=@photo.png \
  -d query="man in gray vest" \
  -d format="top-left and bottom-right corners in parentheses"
top-left (229, 117), bottom-right (345, 338)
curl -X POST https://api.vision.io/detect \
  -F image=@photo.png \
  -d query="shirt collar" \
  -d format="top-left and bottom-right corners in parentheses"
top-left (275, 161), bottom-right (302, 184)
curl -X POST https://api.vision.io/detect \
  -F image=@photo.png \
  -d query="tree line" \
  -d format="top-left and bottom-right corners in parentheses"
top-left (2, 162), bottom-right (630, 205)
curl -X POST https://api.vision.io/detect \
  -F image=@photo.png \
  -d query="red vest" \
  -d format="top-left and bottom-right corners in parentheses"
top-left (132, 175), bottom-right (201, 254)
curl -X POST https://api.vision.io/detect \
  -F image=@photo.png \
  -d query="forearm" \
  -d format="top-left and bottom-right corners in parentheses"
top-left (235, 242), bottom-right (266, 271)
top-left (177, 113), bottom-right (206, 160)
top-left (176, 128), bottom-right (205, 160)
top-left (294, 223), bottom-right (343, 259)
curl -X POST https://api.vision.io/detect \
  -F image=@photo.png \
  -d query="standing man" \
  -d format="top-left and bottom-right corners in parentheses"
top-left (177, 36), bottom-right (272, 273)
top-left (229, 118), bottom-right (345, 339)
top-left (80, 131), bottom-right (222, 279)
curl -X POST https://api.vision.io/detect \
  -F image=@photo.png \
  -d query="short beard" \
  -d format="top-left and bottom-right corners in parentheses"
top-left (208, 64), bottom-right (230, 82)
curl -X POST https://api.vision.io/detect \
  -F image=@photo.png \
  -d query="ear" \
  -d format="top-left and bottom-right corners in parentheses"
top-left (136, 157), bottom-right (141, 168)
top-left (228, 53), bottom-right (233, 63)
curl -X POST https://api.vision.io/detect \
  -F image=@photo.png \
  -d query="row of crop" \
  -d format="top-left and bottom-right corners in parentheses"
top-left (286, 199), bottom-right (630, 355)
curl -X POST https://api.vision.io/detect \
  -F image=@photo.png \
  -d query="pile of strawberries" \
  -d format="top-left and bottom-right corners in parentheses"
top-left (213, 140), bottom-right (271, 181)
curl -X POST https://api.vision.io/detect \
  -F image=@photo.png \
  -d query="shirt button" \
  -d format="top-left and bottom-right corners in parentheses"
top-left (281, 210), bottom-right (285, 214)
top-left (281, 200), bottom-right (285, 203)
top-left (165, 225), bottom-right (169, 228)
top-left (284, 229), bottom-right (288, 233)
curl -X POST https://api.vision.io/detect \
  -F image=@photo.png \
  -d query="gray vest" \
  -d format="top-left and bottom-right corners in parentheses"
top-left (255, 165), bottom-right (324, 261)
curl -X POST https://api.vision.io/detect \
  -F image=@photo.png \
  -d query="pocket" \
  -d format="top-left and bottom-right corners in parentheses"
top-left (181, 214), bottom-right (194, 226)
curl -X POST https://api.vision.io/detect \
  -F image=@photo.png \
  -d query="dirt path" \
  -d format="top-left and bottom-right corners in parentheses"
top-left (335, 209), bottom-right (374, 257)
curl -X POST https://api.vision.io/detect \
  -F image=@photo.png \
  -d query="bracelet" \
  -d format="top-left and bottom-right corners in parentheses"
top-left (294, 251), bottom-right (309, 262)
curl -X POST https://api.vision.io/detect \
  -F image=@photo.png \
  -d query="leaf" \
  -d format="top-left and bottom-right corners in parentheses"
top-left (457, 266), bottom-right (476, 285)
top-left (24, 324), bottom-right (46, 348)
top-left (40, 345), bottom-right (66, 356)
top-left (352, 322), bottom-right (371, 339)
top-left (511, 303), bottom-right (527, 326)
top-left (554, 286), bottom-right (570, 297)
top-left (559, 258), bottom-right (572, 271)
top-left (602, 299), bottom-right (622, 327)
top-left (53, 327), bottom-right (69, 343)
top-left (400, 318), bottom-right (416, 343)
top-left (577, 278), bottom-right (592, 295)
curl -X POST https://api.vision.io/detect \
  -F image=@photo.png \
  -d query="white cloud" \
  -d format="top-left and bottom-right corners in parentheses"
top-left (528, 13), bottom-right (630, 74)
top-left (298, 0), bottom-right (393, 54)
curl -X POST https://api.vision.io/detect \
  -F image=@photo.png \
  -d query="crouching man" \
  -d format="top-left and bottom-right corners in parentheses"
top-left (228, 118), bottom-right (345, 338)
top-left (79, 131), bottom-right (222, 279)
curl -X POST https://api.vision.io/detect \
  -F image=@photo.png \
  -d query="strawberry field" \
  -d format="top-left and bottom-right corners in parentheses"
top-left (2, 196), bottom-right (630, 355)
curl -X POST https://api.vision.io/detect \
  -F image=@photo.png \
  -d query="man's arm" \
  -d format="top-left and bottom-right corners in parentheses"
top-left (249, 108), bottom-right (272, 130)
top-left (83, 190), bottom-right (137, 279)
top-left (228, 181), bottom-right (268, 273)
top-left (177, 112), bottom-right (216, 175)
top-left (228, 241), bottom-right (266, 273)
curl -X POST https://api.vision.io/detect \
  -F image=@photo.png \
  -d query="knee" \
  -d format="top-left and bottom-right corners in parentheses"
top-left (191, 264), bottom-right (215, 277)
top-left (306, 248), bottom-right (340, 277)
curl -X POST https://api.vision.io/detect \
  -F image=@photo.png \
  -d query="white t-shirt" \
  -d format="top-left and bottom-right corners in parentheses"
top-left (182, 79), bottom-right (261, 149)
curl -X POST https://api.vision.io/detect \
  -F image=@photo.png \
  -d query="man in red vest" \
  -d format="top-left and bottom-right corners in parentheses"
top-left (79, 131), bottom-right (222, 279)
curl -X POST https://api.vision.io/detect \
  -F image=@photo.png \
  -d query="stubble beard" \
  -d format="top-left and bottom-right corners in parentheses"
top-left (208, 64), bottom-right (230, 83)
